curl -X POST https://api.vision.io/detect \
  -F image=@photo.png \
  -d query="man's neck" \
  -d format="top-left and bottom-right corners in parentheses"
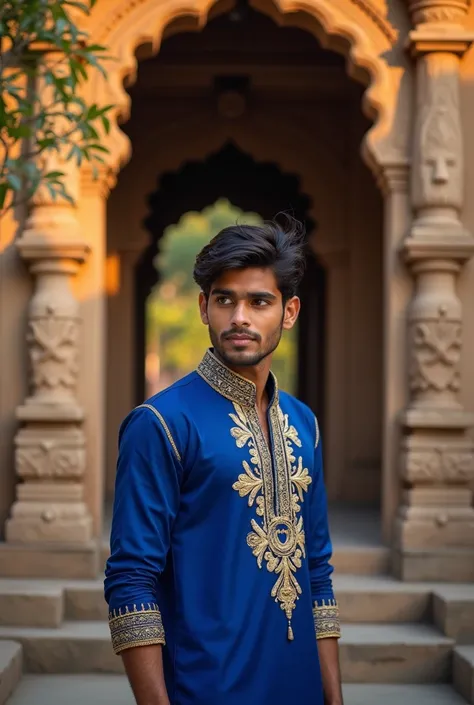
top-left (212, 349), bottom-right (272, 411)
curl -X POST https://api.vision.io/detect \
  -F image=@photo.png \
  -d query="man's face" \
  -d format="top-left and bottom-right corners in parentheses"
top-left (199, 267), bottom-right (300, 368)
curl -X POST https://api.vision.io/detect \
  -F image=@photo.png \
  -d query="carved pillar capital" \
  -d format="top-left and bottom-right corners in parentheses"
top-left (5, 164), bottom-right (93, 546)
top-left (407, 0), bottom-right (470, 27)
top-left (376, 162), bottom-right (410, 197)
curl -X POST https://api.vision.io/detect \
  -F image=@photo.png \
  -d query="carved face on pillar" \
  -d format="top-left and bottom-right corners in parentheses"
top-left (413, 77), bottom-right (463, 212)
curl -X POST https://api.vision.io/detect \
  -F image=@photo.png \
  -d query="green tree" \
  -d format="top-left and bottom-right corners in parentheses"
top-left (147, 200), bottom-right (298, 394)
top-left (0, 0), bottom-right (112, 214)
top-left (155, 199), bottom-right (262, 293)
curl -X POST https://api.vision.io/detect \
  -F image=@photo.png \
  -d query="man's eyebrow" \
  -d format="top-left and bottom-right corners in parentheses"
top-left (210, 288), bottom-right (277, 301)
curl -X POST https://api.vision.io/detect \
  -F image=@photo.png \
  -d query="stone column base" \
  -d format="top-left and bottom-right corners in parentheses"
top-left (393, 548), bottom-right (474, 582)
top-left (5, 483), bottom-right (93, 544)
top-left (0, 541), bottom-right (100, 579)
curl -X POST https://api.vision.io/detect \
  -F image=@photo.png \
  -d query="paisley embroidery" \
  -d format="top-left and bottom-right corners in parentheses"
top-left (231, 402), bottom-right (312, 640)
top-left (197, 349), bottom-right (314, 640)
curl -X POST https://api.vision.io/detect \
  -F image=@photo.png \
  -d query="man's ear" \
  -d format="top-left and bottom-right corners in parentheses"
top-left (199, 291), bottom-right (209, 324)
top-left (283, 296), bottom-right (300, 331)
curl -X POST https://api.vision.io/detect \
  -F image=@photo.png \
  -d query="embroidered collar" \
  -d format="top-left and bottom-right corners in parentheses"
top-left (197, 349), bottom-right (279, 408)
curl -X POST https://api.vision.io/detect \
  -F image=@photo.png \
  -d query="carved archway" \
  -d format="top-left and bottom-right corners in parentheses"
top-left (85, 0), bottom-right (409, 179)
top-left (96, 0), bottom-right (410, 538)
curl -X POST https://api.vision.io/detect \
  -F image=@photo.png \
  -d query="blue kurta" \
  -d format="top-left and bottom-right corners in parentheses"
top-left (105, 349), bottom-right (340, 705)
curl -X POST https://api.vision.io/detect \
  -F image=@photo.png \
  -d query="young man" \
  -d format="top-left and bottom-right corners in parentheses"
top-left (105, 219), bottom-right (342, 705)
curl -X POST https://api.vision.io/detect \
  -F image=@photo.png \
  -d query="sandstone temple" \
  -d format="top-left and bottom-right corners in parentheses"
top-left (1, 0), bottom-right (474, 703)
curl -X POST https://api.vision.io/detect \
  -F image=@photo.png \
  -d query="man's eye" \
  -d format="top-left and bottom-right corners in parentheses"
top-left (217, 296), bottom-right (232, 305)
top-left (253, 299), bottom-right (269, 306)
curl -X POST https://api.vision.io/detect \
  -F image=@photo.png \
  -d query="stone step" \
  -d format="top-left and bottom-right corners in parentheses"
top-left (454, 646), bottom-right (474, 704)
top-left (0, 622), bottom-right (122, 675)
top-left (332, 547), bottom-right (391, 576)
top-left (5, 676), bottom-right (470, 705)
top-left (334, 575), bottom-right (432, 623)
top-left (63, 575), bottom-right (474, 634)
top-left (1, 575), bottom-right (472, 633)
top-left (345, 684), bottom-right (469, 705)
top-left (0, 642), bottom-right (22, 705)
top-left (0, 581), bottom-right (63, 629)
top-left (64, 574), bottom-right (433, 623)
top-left (340, 623), bottom-right (454, 683)
top-left (434, 587), bottom-right (474, 643)
top-left (64, 581), bottom-right (108, 622)
top-left (0, 622), bottom-right (454, 682)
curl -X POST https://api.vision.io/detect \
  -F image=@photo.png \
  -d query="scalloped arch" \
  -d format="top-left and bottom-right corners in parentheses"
top-left (86, 0), bottom-right (401, 177)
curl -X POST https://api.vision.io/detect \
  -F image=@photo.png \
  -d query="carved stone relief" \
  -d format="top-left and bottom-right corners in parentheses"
top-left (402, 445), bottom-right (474, 483)
top-left (27, 309), bottom-right (80, 399)
top-left (16, 441), bottom-right (85, 480)
top-left (408, 0), bottom-right (469, 26)
top-left (409, 307), bottom-right (462, 395)
top-left (413, 69), bottom-right (462, 212)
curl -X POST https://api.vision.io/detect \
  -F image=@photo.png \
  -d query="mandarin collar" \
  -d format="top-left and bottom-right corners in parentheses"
top-left (197, 349), bottom-right (279, 409)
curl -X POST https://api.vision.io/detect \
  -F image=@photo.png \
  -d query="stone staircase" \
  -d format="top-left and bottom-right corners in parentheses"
top-left (0, 545), bottom-right (473, 704)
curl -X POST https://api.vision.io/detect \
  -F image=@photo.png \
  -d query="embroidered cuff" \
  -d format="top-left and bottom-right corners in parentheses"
top-left (108, 603), bottom-right (165, 654)
top-left (313, 599), bottom-right (341, 640)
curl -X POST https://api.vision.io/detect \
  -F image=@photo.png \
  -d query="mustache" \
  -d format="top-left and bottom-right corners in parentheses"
top-left (222, 329), bottom-right (261, 342)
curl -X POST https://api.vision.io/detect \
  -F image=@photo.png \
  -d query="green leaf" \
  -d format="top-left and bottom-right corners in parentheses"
top-left (101, 115), bottom-right (110, 134)
top-left (63, 1), bottom-right (90, 12)
top-left (86, 104), bottom-right (99, 120)
top-left (46, 182), bottom-right (59, 201)
top-left (45, 170), bottom-right (65, 179)
top-left (0, 184), bottom-right (7, 210)
top-left (88, 143), bottom-right (109, 153)
top-left (8, 124), bottom-right (32, 139)
top-left (6, 173), bottom-right (22, 191)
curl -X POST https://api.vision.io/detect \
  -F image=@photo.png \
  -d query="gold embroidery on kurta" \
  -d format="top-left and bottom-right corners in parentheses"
top-left (136, 404), bottom-right (182, 462)
top-left (313, 599), bottom-right (341, 639)
top-left (108, 602), bottom-right (165, 654)
top-left (231, 401), bottom-right (312, 640)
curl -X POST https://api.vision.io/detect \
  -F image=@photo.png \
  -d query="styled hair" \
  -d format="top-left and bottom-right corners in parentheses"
top-left (193, 215), bottom-right (306, 301)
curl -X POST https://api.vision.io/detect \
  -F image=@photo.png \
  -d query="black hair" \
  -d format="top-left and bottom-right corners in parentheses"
top-left (193, 214), bottom-right (306, 302)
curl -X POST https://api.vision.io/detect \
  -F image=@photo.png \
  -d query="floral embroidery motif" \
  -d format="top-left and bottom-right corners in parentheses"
top-left (231, 402), bottom-right (312, 640)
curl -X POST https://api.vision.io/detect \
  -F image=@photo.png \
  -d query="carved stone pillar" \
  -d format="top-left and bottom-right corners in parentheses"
top-left (395, 1), bottom-right (474, 580)
top-left (5, 160), bottom-right (93, 544)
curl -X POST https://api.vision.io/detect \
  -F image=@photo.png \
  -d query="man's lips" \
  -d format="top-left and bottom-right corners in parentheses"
top-left (225, 334), bottom-right (256, 343)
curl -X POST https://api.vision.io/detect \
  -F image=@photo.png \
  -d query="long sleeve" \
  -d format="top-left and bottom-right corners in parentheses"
top-left (308, 416), bottom-right (341, 640)
top-left (104, 404), bottom-right (182, 654)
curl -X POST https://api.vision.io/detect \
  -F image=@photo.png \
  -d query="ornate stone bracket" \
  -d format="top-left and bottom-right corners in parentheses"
top-left (395, 0), bottom-right (474, 581)
top-left (5, 192), bottom-right (93, 545)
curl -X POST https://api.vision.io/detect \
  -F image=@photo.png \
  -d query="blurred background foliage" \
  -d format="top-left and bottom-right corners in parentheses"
top-left (145, 198), bottom-right (297, 395)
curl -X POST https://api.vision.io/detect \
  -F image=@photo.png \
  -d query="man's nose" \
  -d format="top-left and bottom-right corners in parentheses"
top-left (230, 302), bottom-right (251, 327)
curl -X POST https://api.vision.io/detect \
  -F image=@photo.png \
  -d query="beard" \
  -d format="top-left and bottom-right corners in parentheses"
top-left (209, 320), bottom-right (283, 368)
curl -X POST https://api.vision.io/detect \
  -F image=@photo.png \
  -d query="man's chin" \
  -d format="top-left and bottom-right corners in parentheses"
top-left (219, 347), bottom-right (263, 368)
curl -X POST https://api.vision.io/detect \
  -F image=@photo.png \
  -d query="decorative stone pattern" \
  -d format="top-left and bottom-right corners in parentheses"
top-left (401, 441), bottom-right (474, 483)
top-left (409, 307), bottom-right (462, 395)
top-left (5, 117), bottom-right (93, 545)
top-left (85, 0), bottom-right (397, 180)
top-left (397, 0), bottom-right (474, 580)
top-left (16, 439), bottom-right (86, 480)
top-left (28, 309), bottom-right (80, 399)
top-left (349, 0), bottom-right (398, 43)
top-left (408, 0), bottom-right (469, 25)
top-left (413, 55), bottom-right (463, 216)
